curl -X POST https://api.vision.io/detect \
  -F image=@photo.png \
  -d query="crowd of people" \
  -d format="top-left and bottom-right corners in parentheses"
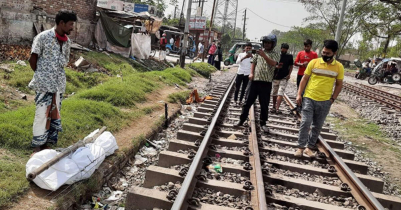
top-left (232, 34), bottom-right (344, 158)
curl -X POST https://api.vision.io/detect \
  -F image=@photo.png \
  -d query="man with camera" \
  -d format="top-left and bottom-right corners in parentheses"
top-left (235, 34), bottom-right (281, 133)
top-left (234, 42), bottom-right (253, 105)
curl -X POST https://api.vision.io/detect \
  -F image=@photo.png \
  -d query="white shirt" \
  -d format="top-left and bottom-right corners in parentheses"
top-left (198, 43), bottom-right (204, 53)
top-left (170, 38), bottom-right (174, 45)
top-left (29, 28), bottom-right (70, 93)
top-left (236, 52), bottom-right (252, 75)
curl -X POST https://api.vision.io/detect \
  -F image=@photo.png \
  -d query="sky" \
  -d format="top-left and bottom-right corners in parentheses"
top-left (164, 0), bottom-right (310, 41)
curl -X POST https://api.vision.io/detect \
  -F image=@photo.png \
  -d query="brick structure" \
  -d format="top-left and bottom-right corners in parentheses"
top-left (32, 0), bottom-right (96, 21)
top-left (0, 0), bottom-right (96, 46)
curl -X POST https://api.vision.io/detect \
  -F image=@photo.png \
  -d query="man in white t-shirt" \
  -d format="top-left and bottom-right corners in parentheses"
top-left (193, 41), bottom-right (205, 62)
top-left (234, 42), bottom-right (253, 105)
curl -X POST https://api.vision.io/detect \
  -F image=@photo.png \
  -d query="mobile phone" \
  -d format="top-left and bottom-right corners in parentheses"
top-left (247, 51), bottom-right (252, 55)
top-left (252, 49), bottom-right (256, 54)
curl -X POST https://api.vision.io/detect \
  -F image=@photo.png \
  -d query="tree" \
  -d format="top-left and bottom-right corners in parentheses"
top-left (357, 0), bottom-right (401, 57)
top-left (379, 0), bottom-right (401, 21)
top-left (298, 0), bottom-right (367, 58)
top-left (272, 24), bottom-right (331, 55)
top-left (163, 18), bottom-right (180, 26)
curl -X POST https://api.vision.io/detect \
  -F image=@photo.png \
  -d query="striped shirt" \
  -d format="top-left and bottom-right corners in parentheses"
top-left (251, 50), bottom-right (280, 82)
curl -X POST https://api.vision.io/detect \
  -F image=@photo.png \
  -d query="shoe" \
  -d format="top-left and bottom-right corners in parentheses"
top-left (294, 148), bottom-right (304, 157)
top-left (270, 108), bottom-right (277, 113)
top-left (304, 148), bottom-right (316, 158)
top-left (261, 125), bottom-right (269, 133)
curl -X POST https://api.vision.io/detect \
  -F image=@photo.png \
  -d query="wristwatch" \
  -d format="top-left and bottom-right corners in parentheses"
top-left (330, 97), bottom-right (335, 102)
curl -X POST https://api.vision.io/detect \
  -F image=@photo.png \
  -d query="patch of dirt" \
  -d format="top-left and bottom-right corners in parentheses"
top-left (115, 86), bottom-right (183, 149)
top-left (330, 102), bottom-right (358, 119)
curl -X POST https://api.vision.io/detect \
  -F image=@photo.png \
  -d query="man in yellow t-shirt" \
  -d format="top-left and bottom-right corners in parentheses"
top-left (294, 40), bottom-right (344, 158)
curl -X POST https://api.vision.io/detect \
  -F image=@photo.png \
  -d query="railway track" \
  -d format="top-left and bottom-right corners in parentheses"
top-left (124, 77), bottom-right (401, 210)
top-left (343, 83), bottom-right (401, 112)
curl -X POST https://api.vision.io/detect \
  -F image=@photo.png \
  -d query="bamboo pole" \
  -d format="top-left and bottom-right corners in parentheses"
top-left (27, 126), bottom-right (107, 181)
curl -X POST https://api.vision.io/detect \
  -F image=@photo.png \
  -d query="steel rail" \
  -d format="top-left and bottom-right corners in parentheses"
top-left (283, 93), bottom-right (385, 210)
top-left (343, 83), bottom-right (401, 105)
top-left (171, 77), bottom-right (236, 210)
top-left (344, 83), bottom-right (401, 104)
top-left (343, 83), bottom-right (401, 111)
top-left (249, 105), bottom-right (268, 210)
top-left (359, 83), bottom-right (401, 101)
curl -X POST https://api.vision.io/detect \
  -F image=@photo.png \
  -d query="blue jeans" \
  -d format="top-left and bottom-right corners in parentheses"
top-left (298, 97), bottom-right (332, 149)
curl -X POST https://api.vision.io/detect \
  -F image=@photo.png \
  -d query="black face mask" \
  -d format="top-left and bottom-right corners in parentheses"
top-left (281, 51), bottom-right (287, 55)
top-left (322, 55), bottom-right (334, 62)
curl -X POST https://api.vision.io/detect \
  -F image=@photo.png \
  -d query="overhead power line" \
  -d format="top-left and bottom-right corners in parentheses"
top-left (246, 8), bottom-right (292, 28)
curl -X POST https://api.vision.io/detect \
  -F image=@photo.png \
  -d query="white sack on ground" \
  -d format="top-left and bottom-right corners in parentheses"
top-left (26, 130), bottom-right (118, 191)
top-left (131, 33), bottom-right (151, 60)
top-left (26, 150), bottom-right (80, 191)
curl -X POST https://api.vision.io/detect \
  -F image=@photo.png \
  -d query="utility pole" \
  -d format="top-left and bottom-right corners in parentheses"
top-left (179, 0), bottom-right (187, 27)
top-left (201, 0), bottom-right (205, 16)
top-left (335, 0), bottom-right (347, 43)
top-left (174, 4), bottom-right (178, 19)
top-left (202, 0), bottom-right (217, 62)
top-left (180, 0), bottom-right (193, 68)
top-left (242, 9), bottom-right (247, 40)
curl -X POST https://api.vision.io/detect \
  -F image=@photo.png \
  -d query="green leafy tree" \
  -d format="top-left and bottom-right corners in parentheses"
top-left (298, 0), bottom-right (367, 58)
top-left (357, 0), bottom-right (401, 57)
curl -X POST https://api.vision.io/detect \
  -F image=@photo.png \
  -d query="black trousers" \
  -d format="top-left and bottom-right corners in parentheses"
top-left (240, 81), bottom-right (272, 126)
top-left (297, 74), bottom-right (303, 89)
top-left (234, 74), bottom-right (249, 102)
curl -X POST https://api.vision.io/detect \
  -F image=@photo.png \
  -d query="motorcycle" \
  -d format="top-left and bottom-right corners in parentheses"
top-left (353, 59), bottom-right (371, 80)
top-left (367, 58), bottom-right (401, 85)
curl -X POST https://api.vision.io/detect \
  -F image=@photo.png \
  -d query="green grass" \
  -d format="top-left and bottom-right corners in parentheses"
top-left (167, 90), bottom-right (191, 104)
top-left (0, 99), bottom-right (128, 149)
top-left (327, 117), bottom-right (391, 144)
top-left (77, 67), bottom-right (192, 107)
top-left (188, 63), bottom-right (217, 78)
top-left (65, 68), bottom-right (107, 94)
top-left (0, 154), bottom-right (29, 207)
top-left (0, 61), bottom-right (34, 93)
top-left (81, 52), bottom-right (137, 75)
top-left (0, 52), bottom-right (200, 208)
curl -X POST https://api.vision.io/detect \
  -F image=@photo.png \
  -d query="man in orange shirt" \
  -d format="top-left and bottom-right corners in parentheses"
top-left (294, 39), bottom-right (318, 89)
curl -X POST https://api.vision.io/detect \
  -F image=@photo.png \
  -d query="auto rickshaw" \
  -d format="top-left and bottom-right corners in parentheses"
top-left (163, 30), bottom-right (196, 59)
top-left (223, 42), bottom-right (262, 66)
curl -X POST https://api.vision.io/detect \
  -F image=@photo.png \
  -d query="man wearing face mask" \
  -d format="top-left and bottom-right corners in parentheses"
top-left (28, 10), bottom-right (77, 155)
top-left (294, 40), bottom-right (344, 158)
top-left (235, 34), bottom-right (281, 133)
top-left (271, 43), bottom-right (293, 114)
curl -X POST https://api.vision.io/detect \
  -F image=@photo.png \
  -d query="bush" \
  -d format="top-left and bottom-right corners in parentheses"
top-left (188, 63), bottom-right (217, 78)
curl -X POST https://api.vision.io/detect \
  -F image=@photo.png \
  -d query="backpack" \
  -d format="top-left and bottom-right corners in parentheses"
top-left (160, 38), bottom-right (167, 46)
